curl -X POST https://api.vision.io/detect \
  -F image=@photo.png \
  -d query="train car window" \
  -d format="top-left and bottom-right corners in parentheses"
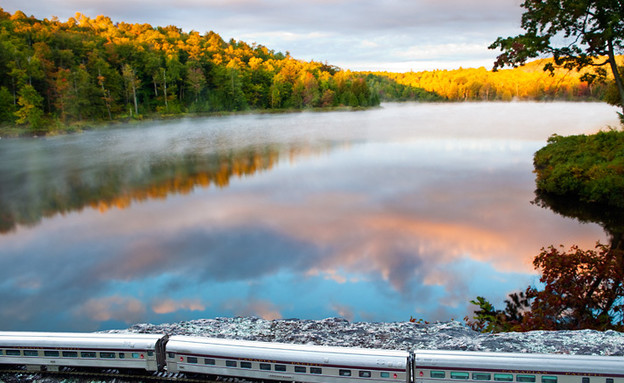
top-left (62, 351), bottom-right (78, 358)
top-left (451, 372), bottom-right (470, 380)
top-left (131, 353), bottom-right (140, 359)
top-left (187, 357), bottom-right (198, 364)
top-left (100, 352), bottom-right (115, 359)
top-left (494, 374), bottom-right (514, 382)
top-left (6, 350), bottom-right (20, 356)
top-left (310, 367), bottom-right (322, 374)
top-left (226, 360), bottom-right (237, 367)
top-left (381, 372), bottom-right (391, 378)
top-left (542, 376), bottom-right (557, 383)
top-left (360, 371), bottom-right (372, 378)
top-left (119, 353), bottom-right (125, 359)
top-left (44, 351), bottom-right (60, 357)
top-left (517, 375), bottom-right (536, 382)
top-left (275, 364), bottom-right (286, 372)
top-left (260, 363), bottom-right (271, 370)
top-left (582, 378), bottom-right (590, 383)
top-left (24, 350), bottom-right (38, 357)
top-left (0, 350), bottom-right (3, 355)
top-left (148, 351), bottom-right (154, 356)
top-left (241, 362), bottom-right (252, 368)
top-left (340, 370), bottom-right (352, 376)
top-left (204, 358), bottom-right (216, 365)
top-left (606, 379), bottom-right (614, 383)
top-left (431, 371), bottom-right (446, 379)
top-left (295, 366), bottom-right (306, 373)
top-left (81, 352), bottom-right (96, 358)
top-left (473, 373), bottom-right (492, 380)
top-left (167, 352), bottom-right (175, 359)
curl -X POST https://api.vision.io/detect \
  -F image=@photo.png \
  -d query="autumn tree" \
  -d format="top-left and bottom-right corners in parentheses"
top-left (489, 0), bottom-right (624, 119)
top-left (468, 243), bottom-right (624, 332)
top-left (526, 243), bottom-right (624, 330)
top-left (186, 64), bottom-right (206, 106)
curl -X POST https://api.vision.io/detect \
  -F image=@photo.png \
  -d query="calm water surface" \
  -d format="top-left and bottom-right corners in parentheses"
top-left (0, 102), bottom-right (619, 331)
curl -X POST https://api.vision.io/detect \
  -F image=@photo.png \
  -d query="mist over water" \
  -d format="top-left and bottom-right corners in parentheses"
top-left (0, 102), bottom-right (618, 331)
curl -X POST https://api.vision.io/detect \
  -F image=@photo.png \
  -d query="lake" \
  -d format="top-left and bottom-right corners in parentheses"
top-left (0, 102), bottom-right (619, 331)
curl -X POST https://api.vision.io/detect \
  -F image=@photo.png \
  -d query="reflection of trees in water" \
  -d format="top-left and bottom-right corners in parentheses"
top-left (530, 190), bottom-right (624, 329)
top-left (0, 143), bottom-right (330, 234)
top-left (468, 191), bottom-right (624, 332)
top-left (532, 190), bottom-right (624, 250)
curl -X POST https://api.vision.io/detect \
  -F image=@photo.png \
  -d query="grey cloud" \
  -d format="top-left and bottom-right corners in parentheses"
top-left (1, 0), bottom-right (525, 70)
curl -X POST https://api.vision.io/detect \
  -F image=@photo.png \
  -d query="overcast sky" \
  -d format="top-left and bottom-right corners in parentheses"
top-left (2, 0), bottom-right (525, 72)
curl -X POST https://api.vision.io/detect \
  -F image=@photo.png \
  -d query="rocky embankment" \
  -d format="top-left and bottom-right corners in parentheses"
top-left (116, 317), bottom-right (624, 355)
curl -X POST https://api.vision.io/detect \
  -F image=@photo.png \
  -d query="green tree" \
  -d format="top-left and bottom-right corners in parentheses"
top-left (0, 86), bottom-right (16, 122)
top-left (489, 0), bottom-right (624, 119)
top-left (15, 84), bottom-right (44, 129)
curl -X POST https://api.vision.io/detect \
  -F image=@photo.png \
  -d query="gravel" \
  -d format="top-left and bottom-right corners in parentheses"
top-left (112, 316), bottom-right (624, 356)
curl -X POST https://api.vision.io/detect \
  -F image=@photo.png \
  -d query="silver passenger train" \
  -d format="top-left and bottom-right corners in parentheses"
top-left (0, 331), bottom-right (622, 383)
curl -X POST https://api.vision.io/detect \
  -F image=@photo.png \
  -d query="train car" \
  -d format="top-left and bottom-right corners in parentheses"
top-left (0, 331), bottom-right (167, 372)
top-left (165, 335), bottom-right (412, 383)
top-left (413, 350), bottom-right (624, 383)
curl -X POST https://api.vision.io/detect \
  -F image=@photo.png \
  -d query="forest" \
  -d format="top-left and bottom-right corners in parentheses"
top-left (0, 8), bottom-right (619, 136)
top-left (0, 9), bottom-right (380, 134)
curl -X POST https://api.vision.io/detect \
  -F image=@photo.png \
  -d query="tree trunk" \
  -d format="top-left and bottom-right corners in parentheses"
top-left (132, 79), bottom-right (138, 116)
top-left (607, 40), bottom-right (624, 118)
top-left (163, 68), bottom-right (168, 111)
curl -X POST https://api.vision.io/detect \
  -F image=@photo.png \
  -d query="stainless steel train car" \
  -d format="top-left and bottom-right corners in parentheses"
top-left (0, 331), bottom-right (167, 372)
top-left (0, 331), bottom-right (623, 383)
top-left (165, 335), bottom-right (411, 383)
top-left (413, 350), bottom-right (624, 383)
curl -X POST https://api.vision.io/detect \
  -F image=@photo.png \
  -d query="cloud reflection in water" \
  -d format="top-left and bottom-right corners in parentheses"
top-left (0, 103), bottom-right (616, 330)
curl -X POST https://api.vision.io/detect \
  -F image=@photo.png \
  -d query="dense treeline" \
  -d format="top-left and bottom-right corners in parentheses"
top-left (365, 74), bottom-right (443, 102)
top-left (368, 59), bottom-right (620, 102)
top-left (0, 9), bottom-right (379, 134)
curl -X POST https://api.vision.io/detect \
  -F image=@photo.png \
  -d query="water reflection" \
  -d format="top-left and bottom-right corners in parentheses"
top-left (0, 103), bottom-right (619, 331)
top-left (533, 190), bottom-right (624, 250)
top-left (0, 136), bottom-right (329, 233)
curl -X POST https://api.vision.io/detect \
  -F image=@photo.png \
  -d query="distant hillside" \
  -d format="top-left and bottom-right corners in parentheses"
top-left (366, 57), bottom-right (624, 102)
top-left (0, 9), bottom-right (379, 134)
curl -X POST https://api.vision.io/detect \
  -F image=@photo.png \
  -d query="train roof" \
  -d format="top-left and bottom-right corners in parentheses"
top-left (166, 336), bottom-right (409, 369)
top-left (413, 349), bottom-right (624, 375)
top-left (167, 335), bottom-right (409, 357)
top-left (0, 331), bottom-right (165, 350)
